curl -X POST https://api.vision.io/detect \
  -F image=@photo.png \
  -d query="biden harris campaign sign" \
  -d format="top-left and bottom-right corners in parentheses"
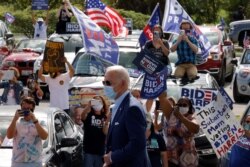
top-left (69, 4), bottom-right (119, 64)
top-left (195, 93), bottom-right (244, 158)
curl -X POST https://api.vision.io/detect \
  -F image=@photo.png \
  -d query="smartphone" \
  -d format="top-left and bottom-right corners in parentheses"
top-left (155, 100), bottom-right (161, 110)
top-left (18, 110), bottom-right (30, 117)
top-left (1, 70), bottom-right (14, 80)
top-left (153, 31), bottom-right (160, 39)
top-left (179, 30), bottom-right (185, 35)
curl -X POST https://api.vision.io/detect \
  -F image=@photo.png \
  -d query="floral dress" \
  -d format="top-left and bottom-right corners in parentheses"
top-left (161, 112), bottom-right (198, 167)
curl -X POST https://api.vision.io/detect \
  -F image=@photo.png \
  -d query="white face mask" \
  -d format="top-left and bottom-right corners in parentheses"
top-left (91, 100), bottom-right (103, 111)
top-left (179, 107), bottom-right (189, 114)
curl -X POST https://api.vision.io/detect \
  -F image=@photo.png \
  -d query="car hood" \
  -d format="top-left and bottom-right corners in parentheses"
top-left (0, 149), bottom-right (12, 167)
top-left (4, 52), bottom-right (40, 61)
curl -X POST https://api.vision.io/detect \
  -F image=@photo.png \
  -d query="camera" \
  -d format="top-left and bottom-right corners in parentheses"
top-left (153, 31), bottom-right (161, 39)
top-left (18, 109), bottom-right (30, 117)
top-left (180, 30), bottom-right (185, 35)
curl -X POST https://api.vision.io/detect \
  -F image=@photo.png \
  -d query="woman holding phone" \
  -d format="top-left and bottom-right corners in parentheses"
top-left (81, 95), bottom-right (110, 167)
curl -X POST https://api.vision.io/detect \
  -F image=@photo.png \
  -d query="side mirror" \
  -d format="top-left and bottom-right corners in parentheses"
top-left (5, 32), bottom-right (14, 39)
top-left (231, 58), bottom-right (238, 66)
top-left (59, 138), bottom-right (78, 148)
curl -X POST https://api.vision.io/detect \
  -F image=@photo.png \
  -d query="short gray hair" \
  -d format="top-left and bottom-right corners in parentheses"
top-left (106, 65), bottom-right (130, 87)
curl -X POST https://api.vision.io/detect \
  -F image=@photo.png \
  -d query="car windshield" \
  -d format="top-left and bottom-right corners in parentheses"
top-left (203, 31), bottom-right (219, 45)
top-left (242, 49), bottom-right (250, 64)
top-left (15, 39), bottom-right (46, 51)
top-left (0, 116), bottom-right (48, 149)
top-left (49, 35), bottom-right (83, 53)
top-left (74, 52), bottom-right (113, 76)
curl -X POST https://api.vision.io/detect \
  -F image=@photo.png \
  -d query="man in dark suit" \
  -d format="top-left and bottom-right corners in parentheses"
top-left (102, 65), bottom-right (150, 167)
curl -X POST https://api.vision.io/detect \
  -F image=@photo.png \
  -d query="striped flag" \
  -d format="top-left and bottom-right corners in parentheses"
top-left (86, 0), bottom-right (126, 37)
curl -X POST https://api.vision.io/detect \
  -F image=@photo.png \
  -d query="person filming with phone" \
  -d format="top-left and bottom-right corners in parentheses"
top-left (170, 20), bottom-right (199, 81)
top-left (144, 25), bottom-right (171, 74)
top-left (6, 96), bottom-right (48, 167)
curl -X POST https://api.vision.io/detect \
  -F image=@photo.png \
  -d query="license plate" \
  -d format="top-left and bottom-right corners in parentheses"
top-left (21, 70), bottom-right (32, 76)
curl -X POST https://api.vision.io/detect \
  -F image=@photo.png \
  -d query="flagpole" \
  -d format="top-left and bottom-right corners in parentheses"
top-left (147, 3), bottom-right (159, 25)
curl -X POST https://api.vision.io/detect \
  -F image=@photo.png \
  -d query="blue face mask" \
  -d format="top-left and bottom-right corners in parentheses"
top-left (104, 86), bottom-right (117, 100)
top-left (37, 21), bottom-right (43, 27)
top-left (244, 123), bottom-right (250, 131)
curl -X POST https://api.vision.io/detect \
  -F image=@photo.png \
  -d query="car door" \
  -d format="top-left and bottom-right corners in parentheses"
top-left (54, 112), bottom-right (82, 167)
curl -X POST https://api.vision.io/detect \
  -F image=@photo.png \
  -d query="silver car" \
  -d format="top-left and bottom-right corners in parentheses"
top-left (0, 105), bottom-right (83, 167)
top-left (231, 48), bottom-right (250, 103)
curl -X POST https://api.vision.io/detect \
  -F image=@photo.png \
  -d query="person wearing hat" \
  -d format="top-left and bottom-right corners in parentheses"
top-left (170, 20), bottom-right (199, 81)
top-left (32, 9), bottom-right (49, 39)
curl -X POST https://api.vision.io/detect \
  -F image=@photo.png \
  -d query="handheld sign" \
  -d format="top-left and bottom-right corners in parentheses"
top-left (32, 0), bottom-right (48, 10)
top-left (133, 49), bottom-right (165, 75)
top-left (43, 40), bottom-right (66, 73)
top-left (195, 93), bottom-right (244, 158)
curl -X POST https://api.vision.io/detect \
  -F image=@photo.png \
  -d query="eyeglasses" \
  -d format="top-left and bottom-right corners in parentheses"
top-left (178, 103), bottom-right (188, 107)
top-left (246, 121), bottom-right (250, 124)
top-left (102, 80), bottom-right (112, 86)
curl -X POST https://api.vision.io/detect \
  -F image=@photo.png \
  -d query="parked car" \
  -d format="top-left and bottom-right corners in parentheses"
top-left (228, 19), bottom-right (250, 47)
top-left (230, 47), bottom-right (250, 103)
top-left (0, 105), bottom-right (83, 167)
top-left (0, 38), bottom-right (46, 84)
top-left (33, 33), bottom-right (83, 99)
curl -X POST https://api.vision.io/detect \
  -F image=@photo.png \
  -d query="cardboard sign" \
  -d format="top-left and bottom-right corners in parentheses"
top-left (132, 49), bottom-right (165, 75)
top-left (32, 0), bottom-right (48, 10)
top-left (43, 40), bottom-right (66, 73)
top-left (1, 70), bottom-right (14, 80)
top-left (195, 93), bottom-right (244, 158)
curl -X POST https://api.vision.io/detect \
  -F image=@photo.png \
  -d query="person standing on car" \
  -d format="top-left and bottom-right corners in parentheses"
top-left (170, 20), bottom-right (199, 81)
top-left (32, 9), bottom-right (49, 39)
top-left (144, 25), bottom-right (172, 75)
top-left (56, 0), bottom-right (73, 34)
top-left (0, 67), bottom-right (23, 105)
top-left (6, 96), bottom-right (48, 167)
top-left (102, 65), bottom-right (150, 167)
top-left (81, 95), bottom-right (109, 167)
top-left (229, 114), bottom-right (250, 167)
top-left (38, 57), bottom-right (74, 114)
top-left (158, 92), bottom-right (200, 167)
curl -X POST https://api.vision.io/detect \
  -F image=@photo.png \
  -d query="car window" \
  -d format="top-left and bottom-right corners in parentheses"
top-left (49, 35), bottom-right (83, 53)
top-left (242, 50), bottom-right (250, 64)
top-left (54, 114), bottom-right (66, 143)
top-left (119, 51), bottom-right (138, 69)
top-left (59, 114), bottom-right (75, 137)
top-left (15, 40), bottom-right (46, 51)
top-left (74, 52), bottom-right (113, 76)
top-left (203, 32), bottom-right (219, 45)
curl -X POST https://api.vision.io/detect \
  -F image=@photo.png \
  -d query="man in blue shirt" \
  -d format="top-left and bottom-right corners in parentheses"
top-left (171, 20), bottom-right (199, 80)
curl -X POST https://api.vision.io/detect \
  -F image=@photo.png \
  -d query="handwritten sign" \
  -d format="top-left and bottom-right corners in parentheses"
top-left (43, 40), bottom-right (65, 73)
top-left (32, 0), bottom-right (48, 10)
top-left (195, 93), bottom-right (244, 158)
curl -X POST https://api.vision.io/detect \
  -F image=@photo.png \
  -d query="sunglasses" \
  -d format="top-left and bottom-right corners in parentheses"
top-left (246, 121), bottom-right (250, 124)
top-left (178, 103), bottom-right (188, 107)
top-left (102, 80), bottom-right (112, 86)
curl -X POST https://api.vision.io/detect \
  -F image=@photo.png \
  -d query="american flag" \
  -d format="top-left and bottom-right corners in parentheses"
top-left (86, 0), bottom-right (126, 37)
top-left (243, 31), bottom-right (250, 48)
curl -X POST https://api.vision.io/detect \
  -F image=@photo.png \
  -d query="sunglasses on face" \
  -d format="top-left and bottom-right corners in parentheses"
top-left (178, 103), bottom-right (188, 107)
top-left (102, 80), bottom-right (112, 86)
top-left (246, 120), bottom-right (250, 124)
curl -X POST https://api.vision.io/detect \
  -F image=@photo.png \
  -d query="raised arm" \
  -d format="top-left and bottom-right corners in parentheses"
top-left (32, 11), bottom-right (36, 25)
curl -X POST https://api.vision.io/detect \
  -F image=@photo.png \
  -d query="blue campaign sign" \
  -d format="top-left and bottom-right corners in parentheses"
top-left (32, 0), bottom-right (48, 10)
top-left (132, 49), bottom-right (165, 75)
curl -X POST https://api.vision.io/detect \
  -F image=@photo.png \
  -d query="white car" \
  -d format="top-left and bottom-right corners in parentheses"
top-left (231, 47), bottom-right (250, 103)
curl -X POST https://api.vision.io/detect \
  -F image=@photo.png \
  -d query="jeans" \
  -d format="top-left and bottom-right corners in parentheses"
top-left (83, 153), bottom-right (103, 167)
